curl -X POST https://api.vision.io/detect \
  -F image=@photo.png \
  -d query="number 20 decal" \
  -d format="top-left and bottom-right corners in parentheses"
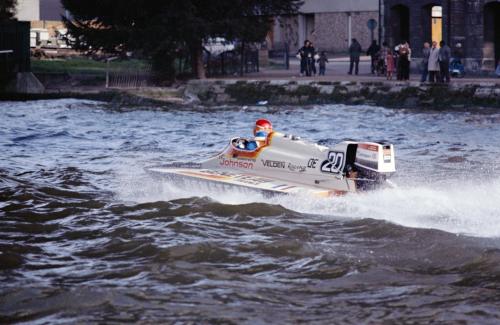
top-left (320, 151), bottom-right (344, 174)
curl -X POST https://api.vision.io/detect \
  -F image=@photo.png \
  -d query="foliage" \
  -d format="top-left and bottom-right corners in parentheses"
top-left (61, 0), bottom-right (301, 79)
top-left (0, 0), bottom-right (17, 21)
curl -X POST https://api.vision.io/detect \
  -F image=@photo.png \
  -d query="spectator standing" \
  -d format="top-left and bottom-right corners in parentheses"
top-left (386, 49), bottom-right (395, 80)
top-left (309, 42), bottom-right (317, 75)
top-left (453, 42), bottom-right (464, 64)
top-left (378, 42), bottom-right (390, 75)
top-left (380, 42), bottom-right (390, 58)
top-left (366, 40), bottom-right (381, 74)
top-left (348, 38), bottom-right (362, 75)
top-left (297, 40), bottom-right (311, 76)
top-left (397, 41), bottom-right (411, 81)
top-left (439, 40), bottom-right (451, 83)
top-left (317, 51), bottom-right (329, 76)
top-left (421, 42), bottom-right (431, 82)
top-left (428, 41), bottom-right (440, 82)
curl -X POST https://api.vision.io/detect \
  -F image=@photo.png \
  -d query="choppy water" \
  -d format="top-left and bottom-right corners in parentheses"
top-left (1, 99), bottom-right (500, 324)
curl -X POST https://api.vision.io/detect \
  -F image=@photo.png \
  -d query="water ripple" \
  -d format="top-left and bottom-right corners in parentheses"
top-left (1, 100), bottom-right (500, 323)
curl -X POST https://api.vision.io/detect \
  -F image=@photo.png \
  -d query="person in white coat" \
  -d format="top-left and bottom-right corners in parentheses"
top-left (428, 41), bottom-right (440, 83)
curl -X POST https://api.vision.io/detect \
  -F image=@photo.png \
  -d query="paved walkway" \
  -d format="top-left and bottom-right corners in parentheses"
top-left (218, 57), bottom-right (500, 84)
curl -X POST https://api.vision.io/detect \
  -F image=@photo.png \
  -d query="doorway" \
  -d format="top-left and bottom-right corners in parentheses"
top-left (390, 5), bottom-right (410, 45)
top-left (431, 6), bottom-right (442, 43)
top-left (484, 2), bottom-right (500, 69)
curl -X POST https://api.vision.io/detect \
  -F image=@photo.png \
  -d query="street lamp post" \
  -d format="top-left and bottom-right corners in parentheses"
top-left (379, 0), bottom-right (382, 43)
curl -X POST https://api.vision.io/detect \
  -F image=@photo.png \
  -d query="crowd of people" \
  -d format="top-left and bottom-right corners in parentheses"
top-left (296, 38), bottom-right (470, 82)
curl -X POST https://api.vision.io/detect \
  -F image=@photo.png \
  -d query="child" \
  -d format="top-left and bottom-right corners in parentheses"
top-left (386, 49), bottom-right (395, 80)
top-left (317, 51), bottom-right (329, 76)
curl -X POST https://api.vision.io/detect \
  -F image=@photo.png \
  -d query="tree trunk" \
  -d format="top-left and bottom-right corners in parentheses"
top-left (191, 42), bottom-right (206, 79)
top-left (285, 41), bottom-right (290, 70)
top-left (240, 41), bottom-right (245, 76)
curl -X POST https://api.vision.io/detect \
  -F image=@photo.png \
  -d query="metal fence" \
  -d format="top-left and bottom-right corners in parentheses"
top-left (206, 49), bottom-right (259, 77)
top-left (105, 57), bottom-right (153, 88)
top-left (103, 48), bottom-right (260, 87)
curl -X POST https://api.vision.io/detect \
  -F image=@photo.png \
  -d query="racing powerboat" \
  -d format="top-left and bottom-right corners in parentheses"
top-left (148, 132), bottom-right (396, 197)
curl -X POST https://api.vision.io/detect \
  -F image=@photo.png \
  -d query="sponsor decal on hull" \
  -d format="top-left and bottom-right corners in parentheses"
top-left (233, 174), bottom-right (272, 186)
top-left (287, 163), bottom-right (306, 172)
top-left (262, 159), bottom-right (286, 169)
top-left (307, 158), bottom-right (319, 169)
top-left (219, 156), bottom-right (254, 169)
top-left (179, 170), bottom-right (232, 180)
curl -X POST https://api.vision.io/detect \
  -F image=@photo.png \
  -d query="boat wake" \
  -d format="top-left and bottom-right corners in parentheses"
top-left (116, 165), bottom-right (500, 238)
top-left (273, 178), bottom-right (500, 238)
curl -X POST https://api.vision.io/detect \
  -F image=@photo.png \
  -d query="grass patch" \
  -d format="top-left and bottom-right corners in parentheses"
top-left (31, 58), bottom-right (149, 75)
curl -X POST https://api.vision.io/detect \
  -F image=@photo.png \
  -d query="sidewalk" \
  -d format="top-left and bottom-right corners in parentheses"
top-left (220, 57), bottom-right (500, 85)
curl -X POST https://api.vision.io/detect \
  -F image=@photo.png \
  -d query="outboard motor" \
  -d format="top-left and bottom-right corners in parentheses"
top-left (353, 143), bottom-right (396, 190)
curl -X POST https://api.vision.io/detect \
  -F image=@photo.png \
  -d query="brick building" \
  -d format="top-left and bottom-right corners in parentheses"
top-left (16, 0), bottom-right (70, 47)
top-left (270, 0), bottom-right (380, 54)
top-left (382, 0), bottom-right (500, 71)
top-left (16, 0), bottom-right (67, 24)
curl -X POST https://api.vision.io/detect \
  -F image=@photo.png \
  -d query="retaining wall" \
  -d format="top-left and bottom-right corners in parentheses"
top-left (186, 79), bottom-right (500, 108)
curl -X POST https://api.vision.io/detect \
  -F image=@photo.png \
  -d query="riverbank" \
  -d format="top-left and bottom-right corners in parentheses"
top-left (0, 74), bottom-right (188, 108)
top-left (2, 72), bottom-right (500, 109)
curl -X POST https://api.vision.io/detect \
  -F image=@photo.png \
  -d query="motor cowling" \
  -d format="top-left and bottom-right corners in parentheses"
top-left (354, 143), bottom-right (396, 174)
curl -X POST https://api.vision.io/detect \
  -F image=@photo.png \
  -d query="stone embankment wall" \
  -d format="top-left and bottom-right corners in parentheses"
top-left (186, 80), bottom-right (500, 108)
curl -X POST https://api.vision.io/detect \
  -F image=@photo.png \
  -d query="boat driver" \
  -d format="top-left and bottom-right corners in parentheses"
top-left (235, 119), bottom-right (273, 151)
top-left (254, 118), bottom-right (272, 135)
top-left (246, 118), bottom-right (272, 150)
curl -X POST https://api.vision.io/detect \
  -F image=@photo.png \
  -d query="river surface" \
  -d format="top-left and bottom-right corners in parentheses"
top-left (1, 99), bottom-right (500, 324)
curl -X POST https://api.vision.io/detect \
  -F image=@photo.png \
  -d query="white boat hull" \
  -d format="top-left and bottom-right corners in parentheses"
top-left (147, 132), bottom-right (396, 197)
